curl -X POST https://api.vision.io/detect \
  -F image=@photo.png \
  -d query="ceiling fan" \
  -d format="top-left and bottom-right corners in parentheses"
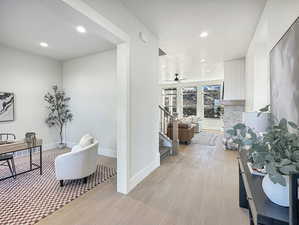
top-left (164, 73), bottom-right (186, 82)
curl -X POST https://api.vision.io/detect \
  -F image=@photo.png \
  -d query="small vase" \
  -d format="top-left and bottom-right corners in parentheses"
top-left (262, 174), bottom-right (289, 207)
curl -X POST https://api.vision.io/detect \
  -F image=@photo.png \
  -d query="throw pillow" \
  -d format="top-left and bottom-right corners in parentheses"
top-left (79, 134), bottom-right (94, 148)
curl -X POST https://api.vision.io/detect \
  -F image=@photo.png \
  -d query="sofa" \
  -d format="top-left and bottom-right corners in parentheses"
top-left (55, 134), bottom-right (99, 186)
top-left (167, 122), bottom-right (195, 144)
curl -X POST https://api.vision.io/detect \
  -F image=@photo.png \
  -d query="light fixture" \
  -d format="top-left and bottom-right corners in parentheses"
top-left (200, 31), bottom-right (209, 38)
top-left (40, 42), bottom-right (48, 48)
top-left (161, 65), bottom-right (166, 69)
top-left (200, 59), bottom-right (206, 63)
top-left (76, 26), bottom-right (86, 33)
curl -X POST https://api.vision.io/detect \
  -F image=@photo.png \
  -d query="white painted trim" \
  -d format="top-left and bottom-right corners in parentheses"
top-left (99, 147), bottom-right (117, 158)
top-left (116, 43), bottom-right (130, 194)
top-left (43, 142), bottom-right (59, 151)
top-left (159, 79), bottom-right (224, 88)
top-left (61, 0), bottom-right (129, 44)
top-left (160, 80), bottom-right (223, 119)
top-left (61, 0), bottom-right (131, 194)
top-left (15, 142), bottom-right (115, 158)
top-left (128, 154), bottom-right (160, 192)
top-left (14, 142), bottom-right (59, 158)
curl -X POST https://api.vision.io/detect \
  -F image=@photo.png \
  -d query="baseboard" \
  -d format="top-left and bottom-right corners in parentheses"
top-left (66, 142), bottom-right (76, 148)
top-left (98, 147), bottom-right (117, 158)
top-left (14, 142), bottom-right (59, 158)
top-left (128, 153), bottom-right (160, 192)
top-left (44, 142), bottom-right (59, 150)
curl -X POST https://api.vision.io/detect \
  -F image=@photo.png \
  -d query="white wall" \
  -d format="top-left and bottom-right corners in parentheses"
top-left (0, 44), bottom-right (62, 149)
top-left (246, 0), bottom-right (299, 111)
top-left (159, 55), bottom-right (224, 82)
top-left (224, 58), bottom-right (245, 100)
top-left (63, 50), bottom-right (117, 157)
top-left (0, 0), bottom-right (160, 192)
top-left (83, 0), bottom-right (160, 189)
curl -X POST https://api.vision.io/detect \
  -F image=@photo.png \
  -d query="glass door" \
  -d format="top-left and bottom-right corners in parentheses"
top-left (162, 88), bottom-right (177, 115)
top-left (182, 87), bottom-right (197, 117)
top-left (202, 85), bottom-right (223, 119)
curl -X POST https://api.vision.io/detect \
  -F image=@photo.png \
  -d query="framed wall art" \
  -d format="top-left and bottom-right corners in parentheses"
top-left (0, 92), bottom-right (14, 122)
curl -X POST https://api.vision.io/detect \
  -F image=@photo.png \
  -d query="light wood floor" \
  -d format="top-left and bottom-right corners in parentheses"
top-left (37, 135), bottom-right (249, 225)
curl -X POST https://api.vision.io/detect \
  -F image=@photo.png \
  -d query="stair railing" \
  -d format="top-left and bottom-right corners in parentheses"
top-left (159, 105), bottom-right (179, 155)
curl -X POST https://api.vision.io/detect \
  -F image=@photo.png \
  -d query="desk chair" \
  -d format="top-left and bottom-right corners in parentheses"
top-left (0, 133), bottom-right (16, 178)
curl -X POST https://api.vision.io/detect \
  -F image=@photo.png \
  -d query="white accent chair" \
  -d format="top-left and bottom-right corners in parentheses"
top-left (55, 135), bottom-right (99, 187)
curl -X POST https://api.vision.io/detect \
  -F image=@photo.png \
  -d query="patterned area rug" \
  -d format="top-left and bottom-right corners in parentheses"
top-left (0, 150), bottom-right (116, 225)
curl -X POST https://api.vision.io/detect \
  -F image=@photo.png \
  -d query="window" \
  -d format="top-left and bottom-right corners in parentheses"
top-left (162, 88), bottom-right (177, 115)
top-left (203, 85), bottom-right (223, 119)
top-left (182, 87), bottom-right (197, 117)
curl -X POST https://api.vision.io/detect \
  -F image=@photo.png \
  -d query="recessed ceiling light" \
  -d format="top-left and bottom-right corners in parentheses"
top-left (40, 42), bottom-right (48, 48)
top-left (200, 59), bottom-right (206, 63)
top-left (200, 31), bottom-right (209, 38)
top-left (161, 65), bottom-right (166, 68)
top-left (76, 26), bottom-right (86, 33)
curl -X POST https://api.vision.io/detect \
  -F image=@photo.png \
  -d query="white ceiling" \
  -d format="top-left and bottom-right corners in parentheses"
top-left (120, 0), bottom-right (267, 81)
top-left (0, 0), bottom-right (115, 61)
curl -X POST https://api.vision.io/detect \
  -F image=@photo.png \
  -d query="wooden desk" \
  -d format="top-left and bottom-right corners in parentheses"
top-left (238, 150), bottom-right (289, 225)
top-left (0, 139), bottom-right (43, 180)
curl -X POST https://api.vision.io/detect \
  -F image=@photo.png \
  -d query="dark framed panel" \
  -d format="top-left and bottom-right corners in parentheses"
top-left (182, 87), bottom-right (197, 117)
top-left (0, 92), bottom-right (14, 122)
top-left (162, 88), bottom-right (178, 115)
top-left (203, 85), bottom-right (222, 119)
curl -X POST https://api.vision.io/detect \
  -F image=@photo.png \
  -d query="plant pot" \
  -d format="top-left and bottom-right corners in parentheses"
top-left (58, 143), bottom-right (66, 149)
top-left (262, 174), bottom-right (289, 207)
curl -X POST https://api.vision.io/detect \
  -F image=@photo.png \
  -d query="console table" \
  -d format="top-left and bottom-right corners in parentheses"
top-left (238, 150), bottom-right (293, 225)
top-left (0, 139), bottom-right (43, 181)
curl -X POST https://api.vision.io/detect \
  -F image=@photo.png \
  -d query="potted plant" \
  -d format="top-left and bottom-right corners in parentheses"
top-left (227, 106), bottom-right (299, 207)
top-left (44, 85), bottom-right (73, 148)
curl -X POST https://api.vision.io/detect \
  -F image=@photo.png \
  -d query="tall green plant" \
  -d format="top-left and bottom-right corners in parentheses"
top-left (44, 85), bottom-right (73, 145)
top-left (227, 106), bottom-right (299, 186)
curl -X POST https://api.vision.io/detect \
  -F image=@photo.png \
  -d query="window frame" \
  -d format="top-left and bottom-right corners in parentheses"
top-left (182, 86), bottom-right (198, 117)
top-left (202, 84), bottom-right (222, 119)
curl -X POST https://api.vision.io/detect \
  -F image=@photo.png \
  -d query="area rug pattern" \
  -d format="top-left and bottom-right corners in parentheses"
top-left (0, 150), bottom-right (116, 225)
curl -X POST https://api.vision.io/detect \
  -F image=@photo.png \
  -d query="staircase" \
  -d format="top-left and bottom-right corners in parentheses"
top-left (159, 132), bottom-right (172, 160)
top-left (159, 105), bottom-right (179, 160)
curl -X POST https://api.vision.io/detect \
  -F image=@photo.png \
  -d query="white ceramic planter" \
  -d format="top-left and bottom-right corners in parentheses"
top-left (262, 174), bottom-right (289, 207)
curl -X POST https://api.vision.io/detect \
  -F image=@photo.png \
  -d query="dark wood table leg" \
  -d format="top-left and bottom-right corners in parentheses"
top-left (11, 157), bottom-right (16, 178)
top-left (29, 148), bottom-right (32, 170)
top-left (6, 159), bottom-right (14, 177)
top-left (39, 145), bottom-right (42, 175)
top-left (239, 163), bottom-right (248, 209)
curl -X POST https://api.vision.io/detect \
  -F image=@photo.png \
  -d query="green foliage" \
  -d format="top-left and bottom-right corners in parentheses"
top-left (44, 85), bottom-right (73, 144)
top-left (227, 106), bottom-right (299, 186)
